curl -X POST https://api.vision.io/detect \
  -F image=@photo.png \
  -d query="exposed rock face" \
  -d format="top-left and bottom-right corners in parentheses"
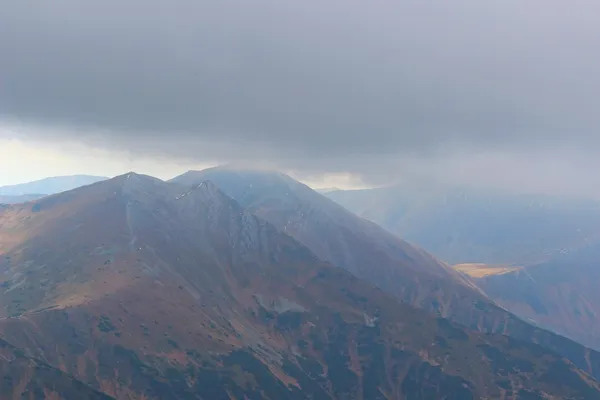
top-left (0, 173), bottom-right (599, 398)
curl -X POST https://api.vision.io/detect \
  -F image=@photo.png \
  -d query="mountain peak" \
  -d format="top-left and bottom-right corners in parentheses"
top-left (112, 171), bottom-right (162, 184)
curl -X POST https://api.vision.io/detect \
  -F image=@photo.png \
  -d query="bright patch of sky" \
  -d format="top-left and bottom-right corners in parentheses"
top-left (0, 125), bottom-right (363, 190)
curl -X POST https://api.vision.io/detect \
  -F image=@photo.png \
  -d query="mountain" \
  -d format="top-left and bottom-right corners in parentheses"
top-left (171, 169), bottom-right (481, 309)
top-left (171, 167), bottom-right (600, 379)
top-left (326, 185), bottom-right (600, 265)
top-left (326, 185), bottom-right (600, 351)
top-left (0, 193), bottom-right (46, 204)
top-left (1, 173), bottom-right (599, 398)
top-left (467, 244), bottom-right (600, 351)
top-left (172, 168), bottom-right (464, 279)
top-left (0, 175), bottom-right (108, 196)
top-left (0, 338), bottom-right (113, 399)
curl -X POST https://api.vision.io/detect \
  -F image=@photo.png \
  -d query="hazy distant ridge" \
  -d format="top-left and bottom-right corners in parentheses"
top-left (0, 175), bottom-right (108, 196)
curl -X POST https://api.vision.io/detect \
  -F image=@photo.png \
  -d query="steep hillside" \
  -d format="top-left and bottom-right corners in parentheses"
top-left (172, 167), bottom-right (600, 380)
top-left (0, 338), bottom-right (113, 399)
top-left (326, 185), bottom-right (600, 265)
top-left (0, 174), bottom-right (108, 196)
top-left (172, 168), bottom-right (475, 308)
top-left (1, 174), bottom-right (599, 398)
top-left (326, 184), bottom-right (600, 351)
top-left (470, 245), bottom-right (600, 351)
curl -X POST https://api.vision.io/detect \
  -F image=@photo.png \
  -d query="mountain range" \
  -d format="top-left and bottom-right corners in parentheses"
top-left (326, 185), bottom-right (600, 352)
top-left (472, 244), bottom-right (600, 351)
top-left (0, 169), bottom-right (599, 398)
top-left (326, 185), bottom-right (600, 266)
top-left (0, 175), bottom-right (108, 197)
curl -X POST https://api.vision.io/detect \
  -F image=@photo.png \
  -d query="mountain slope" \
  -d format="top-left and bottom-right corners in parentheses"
top-left (0, 193), bottom-right (46, 204)
top-left (0, 338), bottom-right (113, 399)
top-left (0, 174), bottom-right (108, 196)
top-left (326, 185), bottom-right (600, 265)
top-left (171, 167), bottom-right (600, 380)
top-left (471, 244), bottom-right (600, 351)
top-left (172, 168), bottom-right (473, 298)
top-left (1, 174), bottom-right (599, 398)
top-left (326, 185), bottom-right (600, 351)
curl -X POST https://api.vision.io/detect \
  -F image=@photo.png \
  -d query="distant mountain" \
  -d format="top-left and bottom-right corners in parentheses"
top-left (326, 185), bottom-right (600, 351)
top-left (0, 193), bottom-right (46, 204)
top-left (1, 173), bottom-right (599, 398)
top-left (469, 244), bottom-right (600, 351)
top-left (326, 185), bottom-right (600, 265)
top-left (172, 167), bottom-right (600, 379)
top-left (0, 175), bottom-right (108, 196)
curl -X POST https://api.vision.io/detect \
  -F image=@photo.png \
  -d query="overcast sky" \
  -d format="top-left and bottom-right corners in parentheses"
top-left (1, 1), bottom-right (600, 194)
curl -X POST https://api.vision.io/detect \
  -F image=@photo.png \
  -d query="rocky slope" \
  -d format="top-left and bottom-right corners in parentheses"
top-left (0, 173), bottom-right (599, 398)
top-left (172, 168), bottom-right (477, 312)
top-left (172, 167), bottom-right (600, 380)
top-left (0, 338), bottom-right (113, 399)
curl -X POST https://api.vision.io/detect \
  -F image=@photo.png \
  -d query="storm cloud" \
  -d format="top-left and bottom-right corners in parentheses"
top-left (1, 1), bottom-right (600, 187)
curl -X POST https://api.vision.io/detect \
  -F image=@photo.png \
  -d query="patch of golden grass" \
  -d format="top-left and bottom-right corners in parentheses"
top-left (453, 263), bottom-right (522, 278)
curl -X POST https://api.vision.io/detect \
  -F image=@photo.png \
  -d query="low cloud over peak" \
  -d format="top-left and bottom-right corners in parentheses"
top-left (2, 1), bottom-right (600, 193)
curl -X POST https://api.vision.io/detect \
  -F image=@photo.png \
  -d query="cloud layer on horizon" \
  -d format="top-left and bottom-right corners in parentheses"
top-left (2, 1), bottom-right (600, 192)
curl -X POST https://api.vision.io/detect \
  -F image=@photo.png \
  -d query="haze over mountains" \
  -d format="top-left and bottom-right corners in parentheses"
top-left (0, 175), bottom-right (108, 197)
top-left (327, 185), bottom-right (600, 352)
top-left (1, 168), bottom-right (600, 398)
top-left (326, 185), bottom-right (600, 265)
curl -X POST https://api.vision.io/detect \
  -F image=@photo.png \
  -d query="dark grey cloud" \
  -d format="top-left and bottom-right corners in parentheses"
top-left (1, 0), bottom-right (600, 184)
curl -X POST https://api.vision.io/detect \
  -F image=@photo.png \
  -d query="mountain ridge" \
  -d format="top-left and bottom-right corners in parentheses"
top-left (326, 183), bottom-right (600, 352)
top-left (325, 185), bottom-right (600, 265)
top-left (1, 172), bottom-right (599, 398)
top-left (0, 174), bottom-right (108, 196)
top-left (171, 167), bottom-right (600, 381)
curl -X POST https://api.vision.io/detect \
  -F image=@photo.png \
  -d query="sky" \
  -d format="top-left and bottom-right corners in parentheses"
top-left (1, 1), bottom-right (600, 195)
